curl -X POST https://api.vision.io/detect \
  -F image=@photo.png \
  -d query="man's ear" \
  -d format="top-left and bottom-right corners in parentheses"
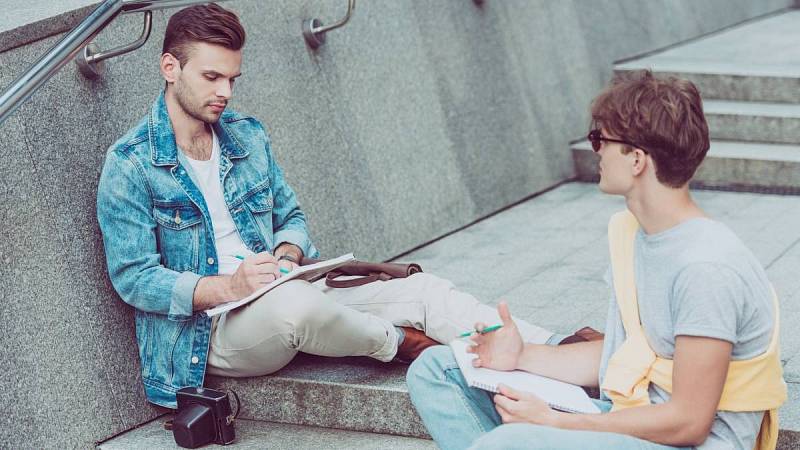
top-left (160, 53), bottom-right (181, 84)
top-left (631, 148), bottom-right (649, 177)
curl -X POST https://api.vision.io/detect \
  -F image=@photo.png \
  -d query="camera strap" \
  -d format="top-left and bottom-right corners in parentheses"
top-left (226, 389), bottom-right (241, 425)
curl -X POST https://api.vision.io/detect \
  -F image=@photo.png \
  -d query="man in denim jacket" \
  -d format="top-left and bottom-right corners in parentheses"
top-left (97, 3), bottom-right (555, 409)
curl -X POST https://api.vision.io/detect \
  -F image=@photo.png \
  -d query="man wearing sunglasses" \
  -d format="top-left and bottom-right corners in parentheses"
top-left (406, 70), bottom-right (785, 450)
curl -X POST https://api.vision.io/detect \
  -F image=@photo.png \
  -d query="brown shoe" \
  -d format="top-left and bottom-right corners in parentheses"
top-left (396, 327), bottom-right (439, 362)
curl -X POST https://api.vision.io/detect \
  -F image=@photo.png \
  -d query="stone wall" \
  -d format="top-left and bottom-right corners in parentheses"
top-left (0, 0), bottom-right (793, 447)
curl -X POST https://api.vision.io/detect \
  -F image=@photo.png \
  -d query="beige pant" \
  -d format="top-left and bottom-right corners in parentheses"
top-left (206, 273), bottom-right (553, 377)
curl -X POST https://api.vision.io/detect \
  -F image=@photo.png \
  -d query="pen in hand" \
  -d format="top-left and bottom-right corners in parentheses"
top-left (234, 254), bottom-right (291, 274)
top-left (459, 324), bottom-right (503, 338)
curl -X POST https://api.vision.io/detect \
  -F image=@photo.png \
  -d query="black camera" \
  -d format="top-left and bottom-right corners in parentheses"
top-left (171, 386), bottom-right (237, 448)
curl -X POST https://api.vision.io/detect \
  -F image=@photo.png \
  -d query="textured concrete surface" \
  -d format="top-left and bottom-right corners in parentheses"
top-left (99, 417), bottom-right (436, 450)
top-left (704, 100), bottom-right (800, 145)
top-left (616, 9), bottom-right (800, 103)
top-left (207, 355), bottom-right (428, 438)
top-left (573, 140), bottom-right (800, 193)
top-left (615, 9), bottom-right (800, 74)
top-left (0, 1), bottom-right (98, 52)
top-left (0, 1), bottom-right (795, 448)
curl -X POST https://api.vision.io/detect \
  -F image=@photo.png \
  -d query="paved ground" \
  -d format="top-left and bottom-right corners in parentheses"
top-left (402, 181), bottom-right (800, 428)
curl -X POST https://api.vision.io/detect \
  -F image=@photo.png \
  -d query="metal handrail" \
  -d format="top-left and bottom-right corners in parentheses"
top-left (0, 0), bottom-right (231, 126)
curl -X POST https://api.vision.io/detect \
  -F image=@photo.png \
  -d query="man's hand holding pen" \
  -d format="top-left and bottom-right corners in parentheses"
top-left (466, 301), bottom-right (524, 371)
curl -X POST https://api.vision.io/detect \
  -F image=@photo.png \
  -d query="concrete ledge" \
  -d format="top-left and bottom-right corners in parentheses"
top-left (206, 354), bottom-right (429, 439)
top-left (98, 417), bottom-right (435, 450)
top-left (614, 69), bottom-right (800, 103)
top-left (0, 2), bottom-right (98, 52)
top-left (704, 100), bottom-right (800, 144)
top-left (614, 8), bottom-right (800, 103)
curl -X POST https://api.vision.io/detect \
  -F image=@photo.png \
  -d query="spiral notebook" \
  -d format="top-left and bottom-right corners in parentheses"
top-left (449, 338), bottom-right (600, 414)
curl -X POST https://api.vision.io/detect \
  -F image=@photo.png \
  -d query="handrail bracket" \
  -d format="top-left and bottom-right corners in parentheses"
top-left (303, 0), bottom-right (356, 50)
top-left (75, 10), bottom-right (153, 79)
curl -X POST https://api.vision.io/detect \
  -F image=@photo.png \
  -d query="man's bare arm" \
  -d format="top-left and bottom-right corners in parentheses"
top-left (468, 302), bottom-right (603, 387)
top-left (496, 335), bottom-right (732, 447)
top-left (516, 340), bottom-right (604, 387)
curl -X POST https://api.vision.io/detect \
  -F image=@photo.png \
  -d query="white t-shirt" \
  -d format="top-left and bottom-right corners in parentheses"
top-left (182, 131), bottom-right (253, 275)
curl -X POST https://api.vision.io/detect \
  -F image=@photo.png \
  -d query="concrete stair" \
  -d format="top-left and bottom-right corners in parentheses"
top-left (98, 416), bottom-right (435, 449)
top-left (205, 355), bottom-right (428, 438)
top-left (573, 9), bottom-right (800, 193)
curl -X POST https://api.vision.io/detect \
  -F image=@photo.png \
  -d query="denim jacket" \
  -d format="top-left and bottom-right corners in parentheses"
top-left (97, 92), bottom-right (318, 408)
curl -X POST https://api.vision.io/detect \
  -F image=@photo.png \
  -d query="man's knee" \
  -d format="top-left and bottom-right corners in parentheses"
top-left (253, 280), bottom-right (330, 327)
top-left (407, 345), bottom-right (456, 386)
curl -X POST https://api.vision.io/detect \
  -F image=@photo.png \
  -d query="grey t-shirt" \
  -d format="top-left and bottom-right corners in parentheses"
top-left (597, 218), bottom-right (775, 450)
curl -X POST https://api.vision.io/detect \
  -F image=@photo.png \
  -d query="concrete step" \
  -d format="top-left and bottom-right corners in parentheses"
top-left (572, 139), bottom-right (800, 194)
top-left (614, 9), bottom-right (800, 103)
top-left (704, 99), bottom-right (800, 145)
top-left (98, 416), bottom-right (435, 450)
top-left (205, 354), bottom-right (429, 438)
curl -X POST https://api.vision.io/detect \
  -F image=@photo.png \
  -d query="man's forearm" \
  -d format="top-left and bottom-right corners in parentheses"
top-left (192, 275), bottom-right (236, 310)
top-left (516, 340), bottom-right (603, 387)
top-left (555, 401), bottom-right (706, 447)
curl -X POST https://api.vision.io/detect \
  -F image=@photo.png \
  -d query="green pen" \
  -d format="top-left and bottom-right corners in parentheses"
top-left (235, 254), bottom-right (290, 274)
top-left (459, 324), bottom-right (503, 338)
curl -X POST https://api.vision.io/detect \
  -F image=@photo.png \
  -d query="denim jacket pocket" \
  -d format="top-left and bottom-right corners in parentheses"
top-left (153, 202), bottom-right (202, 271)
top-left (242, 187), bottom-right (274, 246)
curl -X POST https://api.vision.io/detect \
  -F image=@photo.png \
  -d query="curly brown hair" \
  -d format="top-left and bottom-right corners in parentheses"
top-left (590, 70), bottom-right (710, 188)
top-left (162, 3), bottom-right (246, 66)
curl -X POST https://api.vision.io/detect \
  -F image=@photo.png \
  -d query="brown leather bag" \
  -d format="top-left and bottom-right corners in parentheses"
top-left (300, 257), bottom-right (423, 288)
top-left (558, 326), bottom-right (605, 345)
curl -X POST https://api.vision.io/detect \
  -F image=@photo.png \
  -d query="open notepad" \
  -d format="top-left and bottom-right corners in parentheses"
top-left (450, 338), bottom-right (600, 414)
top-left (205, 253), bottom-right (355, 317)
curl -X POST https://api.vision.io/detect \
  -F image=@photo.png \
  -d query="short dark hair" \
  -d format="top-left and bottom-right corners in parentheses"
top-left (162, 3), bottom-right (246, 66)
top-left (590, 70), bottom-right (710, 188)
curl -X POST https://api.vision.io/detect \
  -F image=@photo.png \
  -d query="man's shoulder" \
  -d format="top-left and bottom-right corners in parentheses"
top-left (218, 109), bottom-right (269, 143)
top-left (107, 115), bottom-right (150, 159)
top-left (220, 109), bottom-right (265, 131)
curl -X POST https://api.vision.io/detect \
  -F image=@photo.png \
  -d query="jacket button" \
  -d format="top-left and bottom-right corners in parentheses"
top-left (174, 216), bottom-right (182, 225)
top-left (207, 257), bottom-right (215, 265)
top-left (191, 356), bottom-right (200, 364)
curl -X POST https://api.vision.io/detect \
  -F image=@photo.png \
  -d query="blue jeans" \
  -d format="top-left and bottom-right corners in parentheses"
top-left (406, 345), bottom-right (690, 450)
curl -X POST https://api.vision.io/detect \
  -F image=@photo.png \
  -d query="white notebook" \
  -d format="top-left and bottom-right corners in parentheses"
top-left (205, 253), bottom-right (355, 317)
top-left (450, 338), bottom-right (600, 414)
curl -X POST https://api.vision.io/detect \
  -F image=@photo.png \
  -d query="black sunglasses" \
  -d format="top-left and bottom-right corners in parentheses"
top-left (587, 129), bottom-right (649, 154)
